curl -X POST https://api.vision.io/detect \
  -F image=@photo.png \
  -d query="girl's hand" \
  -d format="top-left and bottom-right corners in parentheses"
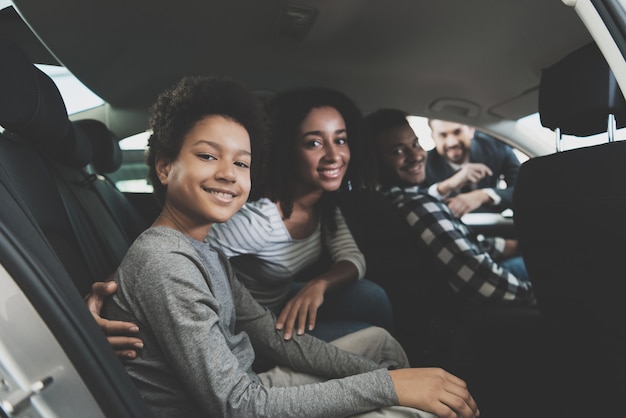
top-left (275, 280), bottom-right (327, 340)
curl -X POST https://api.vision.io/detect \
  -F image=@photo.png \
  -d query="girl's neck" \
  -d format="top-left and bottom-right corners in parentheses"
top-left (278, 197), bottom-right (320, 240)
top-left (289, 180), bottom-right (324, 211)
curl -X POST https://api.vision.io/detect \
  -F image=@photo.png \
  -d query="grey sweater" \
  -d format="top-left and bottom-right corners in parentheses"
top-left (103, 227), bottom-right (398, 417)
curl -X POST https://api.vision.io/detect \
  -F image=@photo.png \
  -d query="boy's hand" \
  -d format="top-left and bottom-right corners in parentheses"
top-left (389, 367), bottom-right (480, 418)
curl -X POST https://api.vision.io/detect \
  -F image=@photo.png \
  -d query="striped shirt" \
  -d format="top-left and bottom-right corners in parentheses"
top-left (381, 185), bottom-right (536, 306)
top-left (208, 198), bottom-right (366, 311)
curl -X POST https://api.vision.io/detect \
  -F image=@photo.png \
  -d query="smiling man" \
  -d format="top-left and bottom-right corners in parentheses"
top-left (424, 119), bottom-right (521, 217)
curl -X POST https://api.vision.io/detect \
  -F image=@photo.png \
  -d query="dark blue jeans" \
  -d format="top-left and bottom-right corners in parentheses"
top-left (501, 256), bottom-right (529, 282)
top-left (288, 278), bottom-right (394, 342)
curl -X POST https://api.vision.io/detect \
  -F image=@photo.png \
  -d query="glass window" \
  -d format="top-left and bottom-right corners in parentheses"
top-left (407, 115), bottom-right (528, 163)
top-left (109, 132), bottom-right (153, 193)
top-left (518, 112), bottom-right (626, 152)
top-left (36, 64), bottom-right (104, 115)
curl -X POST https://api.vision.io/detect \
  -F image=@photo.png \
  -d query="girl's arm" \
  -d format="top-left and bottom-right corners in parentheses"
top-left (275, 260), bottom-right (358, 339)
top-left (276, 208), bottom-right (364, 339)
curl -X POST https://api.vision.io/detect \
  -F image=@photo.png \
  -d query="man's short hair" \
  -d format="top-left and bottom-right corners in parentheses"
top-left (365, 108), bottom-right (410, 139)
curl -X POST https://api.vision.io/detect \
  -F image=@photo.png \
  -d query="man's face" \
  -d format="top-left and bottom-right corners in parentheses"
top-left (376, 123), bottom-right (427, 186)
top-left (429, 119), bottom-right (474, 165)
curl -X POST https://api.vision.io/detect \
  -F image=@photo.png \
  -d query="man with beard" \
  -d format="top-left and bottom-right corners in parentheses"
top-left (424, 119), bottom-right (520, 217)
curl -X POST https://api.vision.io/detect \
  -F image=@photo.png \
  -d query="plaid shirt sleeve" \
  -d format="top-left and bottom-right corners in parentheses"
top-left (384, 186), bottom-right (535, 306)
top-left (475, 236), bottom-right (505, 260)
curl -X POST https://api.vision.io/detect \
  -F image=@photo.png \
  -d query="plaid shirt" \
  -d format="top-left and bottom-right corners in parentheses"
top-left (381, 185), bottom-right (536, 306)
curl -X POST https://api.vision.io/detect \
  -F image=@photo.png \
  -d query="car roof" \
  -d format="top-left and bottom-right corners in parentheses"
top-left (0, 0), bottom-right (598, 153)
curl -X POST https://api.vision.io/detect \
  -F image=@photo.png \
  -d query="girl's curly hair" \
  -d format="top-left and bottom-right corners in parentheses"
top-left (257, 86), bottom-right (376, 231)
top-left (146, 75), bottom-right (267, 206)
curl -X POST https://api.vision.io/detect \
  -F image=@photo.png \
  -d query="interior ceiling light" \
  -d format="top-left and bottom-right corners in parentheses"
top-left (274, 4), bottom-right (317, 41)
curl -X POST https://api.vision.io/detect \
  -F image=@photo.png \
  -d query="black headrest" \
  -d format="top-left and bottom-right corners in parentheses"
top-left (538, 42), bottom-right (626, 137)
top-left (74, 119), bottom-right (122, 173)
top-left (0, 38), bottom-right (91, 168)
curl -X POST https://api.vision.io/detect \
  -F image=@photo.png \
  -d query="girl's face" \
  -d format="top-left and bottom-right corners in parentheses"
top-left (294, 106), bottom-right (350, 194)
top-left (156, 115), bottom-right (251, 233)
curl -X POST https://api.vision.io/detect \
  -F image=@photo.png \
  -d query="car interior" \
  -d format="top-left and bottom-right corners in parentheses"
top-left (0, 0), bottom-right (625, 417)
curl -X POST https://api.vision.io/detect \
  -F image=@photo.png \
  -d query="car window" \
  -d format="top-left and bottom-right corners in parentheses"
top-left (110, 132), bottom-right (152, 193)
top-left (408, 115), bottom-right (529, 163)
top-left (518, 112), bottom-right (626, 152)
top-left (37, 64), bottom-right (104, 115)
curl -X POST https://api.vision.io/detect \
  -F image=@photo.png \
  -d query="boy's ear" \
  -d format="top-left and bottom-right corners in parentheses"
top-left (155, 155), bottom-right (171, 185)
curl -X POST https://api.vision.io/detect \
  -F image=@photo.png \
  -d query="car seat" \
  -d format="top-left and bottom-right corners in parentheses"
top-left (74, 118), bottom-right (149, 243)
top-left (0, 38), bottom-right (144, 294)
top-left (0, 37), bottom-right (154, 417)
top-left (513, 41), bottom-right (626, 417)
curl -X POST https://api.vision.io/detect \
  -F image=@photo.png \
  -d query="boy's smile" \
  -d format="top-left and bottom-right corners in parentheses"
top-left (157, 115), bottom-right (251, 240)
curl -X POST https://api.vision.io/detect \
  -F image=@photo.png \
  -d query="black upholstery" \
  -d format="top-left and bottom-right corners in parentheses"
top-left (0, 38), bottom-right (150, 291)
top-left (74, 118), bottom-right (149, 242)
top-left (0, 38), bottom-right (108, 292)
top-left (75, 118), bottom-right (123, 174)
top-left (0, 38), bottom-right (154, 417)
top-left (0, 39), bottom-right (91, 168)
top-left (514, 41), bottom-right (626, 416)
top-left (539, 41), bottom-right (626, 137)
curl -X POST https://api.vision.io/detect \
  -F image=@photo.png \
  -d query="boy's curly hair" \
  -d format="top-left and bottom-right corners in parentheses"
top-left (146, 75), bottom-right (267, 206)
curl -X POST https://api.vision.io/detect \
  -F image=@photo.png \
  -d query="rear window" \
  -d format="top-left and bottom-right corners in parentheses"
top-left (37, 64), bottom-right (104, 115)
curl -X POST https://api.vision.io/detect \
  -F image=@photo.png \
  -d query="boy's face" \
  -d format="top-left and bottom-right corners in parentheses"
top-left (158, 115), bottom-right (251, 228)
top-left (429, 119), bottom-right (474, 165)
top-left (294, 106), bottom-right (350, 193)
top-left (376, 123), bottom-right (427, 186)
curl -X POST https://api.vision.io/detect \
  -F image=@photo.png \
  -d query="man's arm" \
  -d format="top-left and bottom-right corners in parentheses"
top-left (444, 189), bottom-right (493, 217)
top-left (390, 191), bottom-right (535, 305)
top-left (430, 163), bottom-right (493, 198)
top-left (85, 280), bottom-right (143, 359)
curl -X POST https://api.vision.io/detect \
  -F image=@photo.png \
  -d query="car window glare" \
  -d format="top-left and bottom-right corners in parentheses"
top-left (519, 112), bottom-right (626, 152)
top-left (406, 116), bottom-right (435, 151)
top-left (119, 131), bottom-right (151, 150)
top-left (114, 131), bottom-right (153, 193)
top-left (409, 115), bottom-right (529, 163)
top-left (36, 64), bottom-right (104, 115)
top-left (559, 128), bottom-right (626, 151)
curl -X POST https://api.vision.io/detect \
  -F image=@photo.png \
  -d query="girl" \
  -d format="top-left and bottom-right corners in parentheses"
top-left (209, 87), bottom-right (393, 341)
